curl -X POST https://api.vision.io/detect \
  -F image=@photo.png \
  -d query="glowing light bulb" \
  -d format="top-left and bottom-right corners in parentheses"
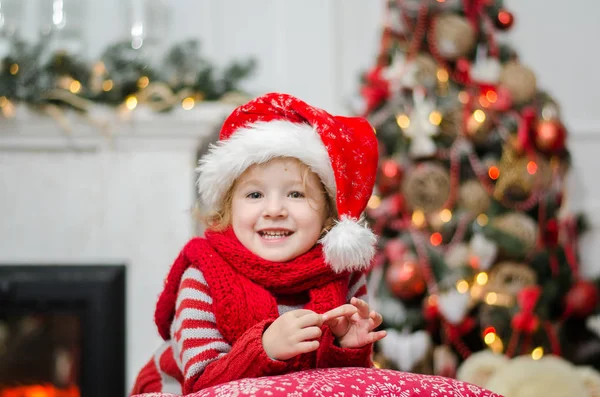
top-left (476, 272), bottom-right (489, 285)
top-left (412, 210), bottom-right (425, 227)
top-left (125, 95), bottom-right (138, 110)
top-left (531, 346), bottom-right (544, 360)
top-left (396, 114), bottom-right (410, 129)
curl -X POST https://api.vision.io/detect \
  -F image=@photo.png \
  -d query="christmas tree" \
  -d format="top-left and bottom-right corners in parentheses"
top-left (360, 0), bottom-right (600, 379)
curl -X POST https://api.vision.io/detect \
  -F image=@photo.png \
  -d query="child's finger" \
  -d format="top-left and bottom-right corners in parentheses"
top-left (296, 326), bottom-right (323, 342)
top-left (367, 329), bottom-right (387, 344)
top-left (350, 297), bottom-right (370, 317)
top-left (369, 310), bottom-right (383, 328)
top-left (322, 315), bottom-right (342, 328)
top-left (293, 309), bottom-right (318, 318)
top-left (322, 304), bottom-right (357, 321)
top-left (296, 311), bottom-right (324, 328)
top-left (324, 316), bottom-right (350, 335)
top-left (295, 340), bottom-right (320, 355)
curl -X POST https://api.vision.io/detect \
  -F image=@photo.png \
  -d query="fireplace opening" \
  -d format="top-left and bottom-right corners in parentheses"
top-left (0, 309), bottom-right (82, 397)
top-left (0, 265), bottom-right (126, 397)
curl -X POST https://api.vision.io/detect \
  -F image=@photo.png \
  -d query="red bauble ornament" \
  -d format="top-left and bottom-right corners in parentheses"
top-left (384, 239), bottom-right (408, 262)
top-left (495, 9), bottom-right (514, 31)
top-left (564, 280), bottom-right (599, 318)
top-left (378, 158), bottom-right (404, 194)
top-left (385, 257), bottom-right (427, 300)
top-left (535, 119), bottom-right (567, 154)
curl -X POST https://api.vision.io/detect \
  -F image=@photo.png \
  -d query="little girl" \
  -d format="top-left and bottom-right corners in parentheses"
top-left (130, 92), bottom-right (387, 395)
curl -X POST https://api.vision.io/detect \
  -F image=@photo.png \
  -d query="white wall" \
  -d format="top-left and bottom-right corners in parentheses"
top-left (2, 0), bottom-right (599, 390)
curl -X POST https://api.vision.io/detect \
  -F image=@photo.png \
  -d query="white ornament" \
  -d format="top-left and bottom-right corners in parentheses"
top-left (378, 329), bottom-right (432, 372)
top-left (438, 289), bottom-right (470, 325)
top-left (386, 7), bottom-right (406, 33)
top-left (383, 52), bottom-right (418, 92)
top-left (376, 296), bottom-right (407, 327)
top-left (469, 233), bottom-right (498, 271)
top-left (433, 345), bottom-right (458, 377)
top-left (470, 46), bottom-right (501, 84)
top-left (445, 243), bottom-right (470, 268)
top-left (586, 314), bottom-right (600, 339)
top-left (403, 89), bottom-right (440, 158)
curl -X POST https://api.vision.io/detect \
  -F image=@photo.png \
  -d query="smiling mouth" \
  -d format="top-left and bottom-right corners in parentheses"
top-left (258, 230), bottom-right (294, 240)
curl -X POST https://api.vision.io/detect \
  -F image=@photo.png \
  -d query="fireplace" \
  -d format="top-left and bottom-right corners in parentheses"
top-left (0, 265), bottom-right (126, 397)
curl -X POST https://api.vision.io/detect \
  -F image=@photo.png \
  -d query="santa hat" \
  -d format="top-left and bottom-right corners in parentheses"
top-left (196, 92), bottom-right (379, 273)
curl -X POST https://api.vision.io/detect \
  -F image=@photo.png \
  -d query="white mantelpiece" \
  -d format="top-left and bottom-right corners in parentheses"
top-left (0, 102), bottom-right (235, 390)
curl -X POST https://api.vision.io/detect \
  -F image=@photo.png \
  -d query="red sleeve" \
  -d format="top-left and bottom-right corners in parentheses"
top-left (186, 320), bottom-right (290, 393)
top-left (316, 327), bottom-right (373, 369)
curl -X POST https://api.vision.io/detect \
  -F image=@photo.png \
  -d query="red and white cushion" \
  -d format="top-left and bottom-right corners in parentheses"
top-left (134, 367), bottom-right (501, 397)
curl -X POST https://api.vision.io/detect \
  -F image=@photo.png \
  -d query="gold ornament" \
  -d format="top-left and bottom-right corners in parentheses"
top-left (466, 108), bottom-right (494, 146)
top-left (493, 144), bottom-right (552, 202)
top-left (402, 163), bottom-right (451, 213)
top-left (459, 179), bottom-right (490, 215)
top-left (415, 53), bottom-right (439, 87)
top-left (440, 107), bottom-right (462, 139)
top-left (499, 61), bottom-right (537, 105)
top-left (491, 212), bottom-right (539, 254)
top-left (433, 14), bottom-right (477, 60)
top-left (486, 261), bottom-right (537, 298)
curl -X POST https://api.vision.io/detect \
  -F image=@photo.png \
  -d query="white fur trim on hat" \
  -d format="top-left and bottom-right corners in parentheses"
top-left (320, 216), bottom-right (377, 273)
top-left (196, 120), bottom-right (336, 214)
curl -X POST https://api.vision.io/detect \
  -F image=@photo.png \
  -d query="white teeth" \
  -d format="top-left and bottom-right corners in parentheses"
top-left (259, 231), bottom-right (292, 239)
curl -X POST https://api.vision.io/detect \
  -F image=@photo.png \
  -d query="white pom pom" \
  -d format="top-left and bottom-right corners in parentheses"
top-left (486, 355), bottom-right (589, 397)
top-left (320, 216), bottom-right (377, 273)
top-left (456, 350), bottom-right (509, 388)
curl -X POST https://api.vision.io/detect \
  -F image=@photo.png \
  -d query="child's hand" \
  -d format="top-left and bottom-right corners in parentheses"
top-left (322, 297), bottom-right (386, 349)
top-left (262, 309), bottom-right (324, 361)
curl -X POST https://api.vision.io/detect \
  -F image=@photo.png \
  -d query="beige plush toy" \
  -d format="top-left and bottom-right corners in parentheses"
top-left (457, 350), bottom-right (600, 397)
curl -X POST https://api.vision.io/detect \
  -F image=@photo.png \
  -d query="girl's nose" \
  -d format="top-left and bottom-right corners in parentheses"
top-left (263, 197), bottom-right (288, 218)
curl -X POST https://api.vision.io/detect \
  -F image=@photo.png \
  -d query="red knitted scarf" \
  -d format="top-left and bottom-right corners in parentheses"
top-left (155, 228), bottom-right (350, 345)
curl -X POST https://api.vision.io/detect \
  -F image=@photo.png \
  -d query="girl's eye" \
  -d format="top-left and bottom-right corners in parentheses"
top-left (246, 192), bottom-right (262, 199)
top-left (289, 191), bottom-right (305, 199)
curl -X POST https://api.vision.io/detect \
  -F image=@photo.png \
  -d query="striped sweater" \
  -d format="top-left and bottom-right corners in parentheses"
top-left (137, 267), bottom-right (369, 395)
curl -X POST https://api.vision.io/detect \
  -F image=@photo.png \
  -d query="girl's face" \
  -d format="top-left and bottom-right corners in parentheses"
top-left (230, 158), bottom-right (329, 262)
